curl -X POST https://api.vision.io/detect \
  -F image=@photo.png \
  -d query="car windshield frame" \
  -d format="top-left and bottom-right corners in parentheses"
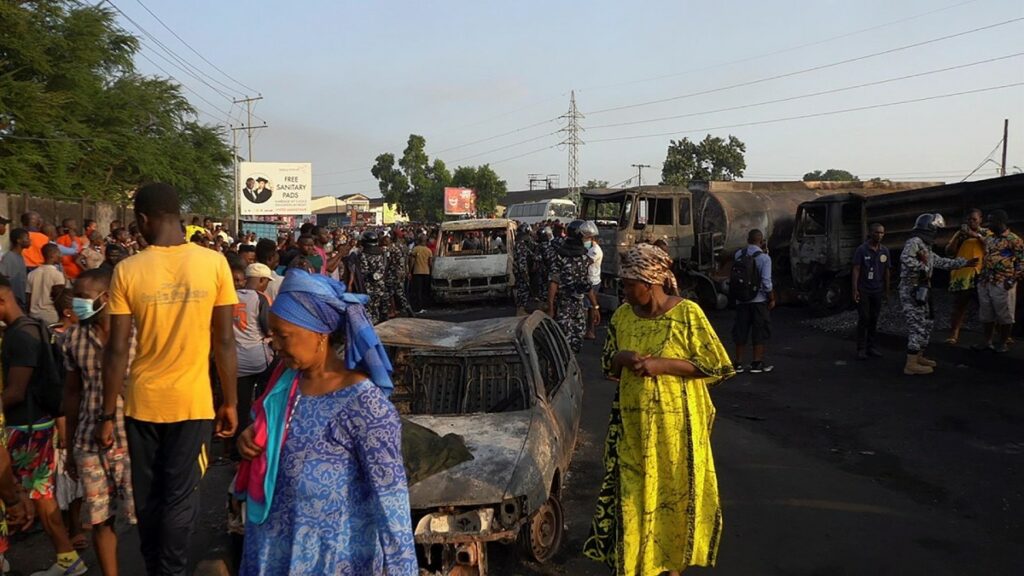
top-left (387, 345), bottom-right (536, 416)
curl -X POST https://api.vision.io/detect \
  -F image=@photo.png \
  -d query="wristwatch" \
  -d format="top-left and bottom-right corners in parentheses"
top-left (96, 412), bottom-right (116, 424)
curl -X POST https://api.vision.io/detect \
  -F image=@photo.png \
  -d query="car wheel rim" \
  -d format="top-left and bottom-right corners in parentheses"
top-left (528, 496), bottom-right (563, 562)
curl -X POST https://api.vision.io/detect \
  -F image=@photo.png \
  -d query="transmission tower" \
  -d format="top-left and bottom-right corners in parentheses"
top-left (559, 91), bottom-right (584, 205)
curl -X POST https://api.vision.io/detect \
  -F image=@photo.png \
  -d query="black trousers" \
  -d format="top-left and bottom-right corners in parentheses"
top-left (857, 292), bottom-right (883, 350)
top-left (410, 274), bottom-right (431, 310)
top-left (126, 418), bottom-right (212, 576)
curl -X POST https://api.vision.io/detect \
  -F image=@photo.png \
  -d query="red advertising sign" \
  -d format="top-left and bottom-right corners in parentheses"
top-left (444, 187), bottom-right (477, 215)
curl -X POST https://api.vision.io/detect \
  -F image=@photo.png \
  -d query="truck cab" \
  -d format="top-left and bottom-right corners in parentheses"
top-left (579, 186), bottom-right (701, 302)
top-left (790, 194), bottom-right (868, 313)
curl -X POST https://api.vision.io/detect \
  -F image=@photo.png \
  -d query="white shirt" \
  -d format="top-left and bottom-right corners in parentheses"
top-left (27, 264), bottom-right (66, 325)
top-left (587, 243), bottom-right (603, 286)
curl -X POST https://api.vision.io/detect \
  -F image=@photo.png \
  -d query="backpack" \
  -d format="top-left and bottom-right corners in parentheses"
top-left (730, 248), bottom-right (764, 303)
top-left (24, 318), bottom-right (65, 419)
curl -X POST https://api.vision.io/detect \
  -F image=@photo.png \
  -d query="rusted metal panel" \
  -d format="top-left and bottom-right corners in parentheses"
top-left (440, 218), bottom-right (514, 232)
top-left (432, 255), bottom-right (509, 280)
top-left (376, 317), bottom-right (524, 350)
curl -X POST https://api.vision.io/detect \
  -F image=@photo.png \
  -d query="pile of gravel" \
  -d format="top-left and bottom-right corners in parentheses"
top-left (800, 290), bottom-right (981, 339)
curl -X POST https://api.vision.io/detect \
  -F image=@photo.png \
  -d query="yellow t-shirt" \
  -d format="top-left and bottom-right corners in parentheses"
top-left (410, 245), bottom-right (433, 275)
top-left (109, 243), bottom-right (238, 422)
top-left (184, 225), bottom-right (207, 242)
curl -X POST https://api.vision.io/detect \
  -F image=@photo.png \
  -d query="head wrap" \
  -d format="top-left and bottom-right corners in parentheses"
top-left (238, 270), bottom-right (396, 524)
top-left (271, 269), bottom-right (394, 394)
top-left (620, 243), bottom-right (679, 295)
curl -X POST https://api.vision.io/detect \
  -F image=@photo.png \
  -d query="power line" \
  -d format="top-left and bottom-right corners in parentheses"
top-left (588, 52), bottom-right (1024, 130)
top-left (314, 115), bottom-right (562, 178)
top-left (135, 52), bottom-right (234, 120)
top-left (588, 82), bottom-right (1024, 143)
top-left (104, 0), bottom-right (243, 100)
top-left (960, 137), bottom-right (1006, 181)
top-left (578, 0), bottom-right (983, 93)
top-left (431, 118), bottom-right (558, 155)
top-left (587, 17), bottom-right (1024, 116)
top-left (132, 0), bottom-right (256, 94)
top-left (448, 131), bottom-right (559, 164)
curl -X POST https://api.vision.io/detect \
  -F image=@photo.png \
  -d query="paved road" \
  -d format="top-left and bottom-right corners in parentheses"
top-left (8, 303), bottom-right (1023, 575)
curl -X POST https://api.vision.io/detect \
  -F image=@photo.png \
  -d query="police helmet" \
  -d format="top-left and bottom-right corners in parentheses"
top-left (566, 219), bottom-right (586, 241)
top-left (360, 230), bottom-right (379, 246)
top-left (913, 213), bottom-right (946, 232)
top-left (579, 220), bottom-right (599, 238)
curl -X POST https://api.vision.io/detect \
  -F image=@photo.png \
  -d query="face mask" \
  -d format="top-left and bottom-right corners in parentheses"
top-left (584, 240), bottom-right (593, 249)
top-left (72, 294), bottom-right (105, 321)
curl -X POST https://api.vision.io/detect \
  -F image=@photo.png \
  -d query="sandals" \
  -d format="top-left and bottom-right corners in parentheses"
top-left (943, 337), bottom-right (958, 345)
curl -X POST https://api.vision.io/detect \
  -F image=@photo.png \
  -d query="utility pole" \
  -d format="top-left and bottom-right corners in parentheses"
top-left (560, 91), bottom-right (584, 205)
top-left (233, 96), bottom-right (267, 161)
top-left (631, 163), bottom-right (652, 189)
top-left (1001, 118), bottom-right (1008, 177)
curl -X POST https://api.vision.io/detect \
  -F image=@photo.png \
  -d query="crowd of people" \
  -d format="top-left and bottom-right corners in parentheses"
top-left (850, 209), bottom-right (1023, 375)
top-left (0, 184), bottom-right (1018, 576)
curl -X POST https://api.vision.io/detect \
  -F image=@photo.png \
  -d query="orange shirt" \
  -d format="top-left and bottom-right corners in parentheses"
top-left (56, 234), bottom-right (87, 279)
top-left (22, 231), bottom-right (50, 268)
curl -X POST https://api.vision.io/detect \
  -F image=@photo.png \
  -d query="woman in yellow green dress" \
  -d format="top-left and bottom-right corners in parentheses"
top-left (583, 244), bottom-right (735, 575)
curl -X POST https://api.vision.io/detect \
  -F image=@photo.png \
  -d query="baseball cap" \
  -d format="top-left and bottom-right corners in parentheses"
top-left (245, 263), bottom-right (273, 279)
top-left (0, 216), bottom-right (10, 225)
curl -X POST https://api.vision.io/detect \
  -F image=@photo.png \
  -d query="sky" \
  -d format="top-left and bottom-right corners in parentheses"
top-left (114, 0), bottom-right (1024, 198)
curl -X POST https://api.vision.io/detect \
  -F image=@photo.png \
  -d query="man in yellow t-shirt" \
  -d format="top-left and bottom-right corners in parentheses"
top-left (97, 183), bottom-right (238, 576)
top-left (408, 234), bottom-right (434, 313)
top-left (945, 208), bottom-right (989, 344)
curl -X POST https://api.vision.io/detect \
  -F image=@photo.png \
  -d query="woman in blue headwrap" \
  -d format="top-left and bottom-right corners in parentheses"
top-left (235, 269), bottom-right (417, 575)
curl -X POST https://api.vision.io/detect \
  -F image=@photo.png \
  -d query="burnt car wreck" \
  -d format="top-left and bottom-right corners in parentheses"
top-left (377, 312), bottom-right (583, 576)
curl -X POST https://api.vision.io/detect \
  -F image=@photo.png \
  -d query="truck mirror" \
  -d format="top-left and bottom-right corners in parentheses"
top-left (635, 199), bottom-right (648, 229)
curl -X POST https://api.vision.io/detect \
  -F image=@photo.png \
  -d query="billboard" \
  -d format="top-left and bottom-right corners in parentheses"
top-left (444, 187), bottom-right (476, 216)
top-left (239, 162), bottom-right (312, 216)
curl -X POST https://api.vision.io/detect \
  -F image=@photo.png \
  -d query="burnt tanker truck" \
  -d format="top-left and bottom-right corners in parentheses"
top-left (790, 173), bottom-right (1024, 314)
top-left (580, 180), bottom-right (940, 310)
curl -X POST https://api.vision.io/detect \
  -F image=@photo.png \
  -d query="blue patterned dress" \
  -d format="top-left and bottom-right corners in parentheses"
top-left (240, 380), bottom-right (418, 575)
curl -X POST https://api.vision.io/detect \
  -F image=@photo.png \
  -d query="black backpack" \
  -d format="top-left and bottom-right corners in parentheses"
top-left (24, 318), bottom-right (65, 419)
top-left (730, 249), bottom-right (764, 303)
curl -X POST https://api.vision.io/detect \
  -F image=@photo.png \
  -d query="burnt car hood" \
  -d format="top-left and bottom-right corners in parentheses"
top-left (404, 411), bottom-right (534, 509)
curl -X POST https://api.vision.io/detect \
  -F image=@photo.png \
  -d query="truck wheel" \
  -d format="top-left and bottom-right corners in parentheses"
top-left (811, 276), bottom-right (851, 316)
top-left (517, 494), bottom-right (564, 564)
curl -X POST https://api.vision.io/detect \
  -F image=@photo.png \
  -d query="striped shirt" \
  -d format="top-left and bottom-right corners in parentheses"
top-left (62, 324), bottom-right (135, 452)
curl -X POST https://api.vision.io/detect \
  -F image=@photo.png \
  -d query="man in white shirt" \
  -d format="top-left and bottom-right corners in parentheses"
top-left (26, 243), bottom-right (66, 325)
top-left (583, 222), bottom-right (603, 340)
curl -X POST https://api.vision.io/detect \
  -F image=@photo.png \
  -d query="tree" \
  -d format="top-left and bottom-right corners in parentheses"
top-left (585, 179), bottom-right (609, 189)
top-left (661, 134), bottom-right (746, 186)
top-left (803, 169), bottom-right (860, 181)
top-left (451, 165), bottom-right (507, 217)
top-left (373, 135), bottom-right (510, 221)
top-left (0, 1), bottom-right (233, 213)
top-left (372, 135), bottom-right (452, 222)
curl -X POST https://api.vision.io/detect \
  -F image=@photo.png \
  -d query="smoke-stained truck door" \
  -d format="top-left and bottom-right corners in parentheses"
top-left (633, 193), bottom-right (694, 261)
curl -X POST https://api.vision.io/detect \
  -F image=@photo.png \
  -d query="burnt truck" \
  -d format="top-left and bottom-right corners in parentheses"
top-left (790, 173), bottom-right (1024, 313)
top-left (580, 181), bottom-right (933, 309)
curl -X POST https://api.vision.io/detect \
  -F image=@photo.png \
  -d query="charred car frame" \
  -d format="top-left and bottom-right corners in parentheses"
top-left (376, 312), bottom-right (583, 575)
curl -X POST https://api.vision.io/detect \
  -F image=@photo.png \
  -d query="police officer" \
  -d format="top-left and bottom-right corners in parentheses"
top-left (899, 214), bottom-right (975, 375)
top-left (547, 220), bottom-right (591, 353)
top-left (382, 233), bottom-right (413, 317)
top-left (353, 230), bottom-right (390, 324)
top-left (513, 224), bottom-right (535, 316)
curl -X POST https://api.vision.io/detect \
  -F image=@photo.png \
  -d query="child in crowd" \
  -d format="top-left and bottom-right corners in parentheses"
top-left (62, 268), bottom-right (136, 576)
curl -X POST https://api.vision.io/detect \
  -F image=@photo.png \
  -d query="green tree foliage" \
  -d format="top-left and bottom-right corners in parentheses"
top-left (803, 169), bottom-right (860, 181)
top-left (451, 165), bottom-right (507, 217)
top-left (661, 134), bottom-right (746, 186)
top-left (0, 1), bottom-right (233, 213)
top-left (372, 134), bottom-right (508, 221)
top-left (585, 179), bottom-right (609, 189)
